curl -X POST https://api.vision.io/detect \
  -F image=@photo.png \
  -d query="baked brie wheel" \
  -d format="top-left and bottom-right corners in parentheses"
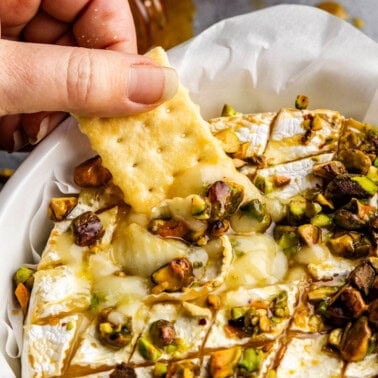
top-left (15, 49), bottom-right (378, 378)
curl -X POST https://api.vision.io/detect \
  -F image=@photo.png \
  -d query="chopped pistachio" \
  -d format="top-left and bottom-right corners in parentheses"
top-left (352, 17), bottom-right (364, 29)
top-left (287, 197), bottom-right (307, 225)
top-left (325, 175), bottom-right (375, 204)
top-left (367, 257), bottom-right (378, 271)
top-left (13, 266), bottom-right (34, 287)
top-left (238, 348), bottom-right (260, 372)
top-left (273, 175), bottom-right (291, 187)
top-left (90, 293), bottom-right (100, 310)
top-left (149, 319), bottom-right (176, 348)
top-left (328, 328), bottom-right (343, 349)
top-left (311, 213), bottom-right (333, 227)
top-left (209, 346), bottom-right (242, 378)
top-left (316, 2), bottom-right (349, 19)
top-left (221, 104), bottom-right (240, 117)
top-left (215, 128), bottom-right (241, 154)
top-left (259, 316), bottom-right (271, 332)
top-left (164, 343), bottom-right (178, 354)
top-left (207, 181), bottom-right (244, 220)
top-left (274, 225), bottom-right (300, 255)
top-left (338, 149), bottom-right (372, 175)
top-left (317, 300), bottom-right (328, 316)
top-left (334, 202), bottom-right (371, 230)
top-left (297, 224), bottom-right (321, 245)
top-left (311, 114), bottom-right (323, 131)
top-left (97, 308), bottom-right (132, 348)
top-left (315, 193), bottom-right (334, 210)
top-left (254, 175), bottom-right (274, 194)
top-left (230, 306), bottom-right (249, 320)
top-left (191, 195), bottom-right (210, 220)
top-left (272, 291), bottom-right (290, 318)
top-left (308, 286), bottom-right (339, 302)
top-left (367, 166), bottom-right (378, 184)
top-left (367, 335), bottom-right (376, 355)
top-left (350, 176), bottom-right (377, 196)
top-left (48, 196), bottom-right (78, 221)
top-left (207, 294), bottom-right (221, 310)
top-left (327, 234), bottom-right (355, 257)
top-left (312, 160), bottom-right (347, 181)
top-left (138, 338), bottom-right (162, 361)
top-left (233, 142), bottom-right (252, 160)
top-left (151, 258), bottom-right (194, 293)
top-left (295, 95), bottom-right (309, 110)
top-left (340, 317), bottom-right (371, 362)
top-left (153, 362), bottom-right (168, 377)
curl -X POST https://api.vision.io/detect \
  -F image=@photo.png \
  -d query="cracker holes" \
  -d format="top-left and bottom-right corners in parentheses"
top-left (132, 162), bottom-right (138, 168)
top-left (116, 137), bottom-right (124, 144)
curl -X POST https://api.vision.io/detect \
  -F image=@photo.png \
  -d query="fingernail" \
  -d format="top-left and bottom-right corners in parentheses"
top-left (12, 130), bottom-right (28, 152)
top-left (28, 112), bottom-right (67, 145)
top-left (28, 117), bottom-right (49, 145)
top-left (128, 65), bottom-right (178, 104)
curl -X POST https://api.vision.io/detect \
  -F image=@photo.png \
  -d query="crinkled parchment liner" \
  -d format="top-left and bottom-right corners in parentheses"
top-left (1, 4), bottom-right (378, 376)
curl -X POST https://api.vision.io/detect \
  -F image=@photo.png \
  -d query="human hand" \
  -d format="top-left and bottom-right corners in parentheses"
top-left (0, 0), bottom-right (178, 151)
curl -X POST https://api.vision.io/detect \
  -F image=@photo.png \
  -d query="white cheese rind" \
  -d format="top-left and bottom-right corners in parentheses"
top-left (22, 315), bottom-right (79, 378)
top-left (264, 108), bottom-right (343, 165)
top-left (255, 153), bottom-right (334, 200)
top-left (209, 112), bottom-right (276, 157)
top-left (28, 265), bottom-right (91, 320)
top-left (275, 335), bottom-right (344, 378)
top-left (344, 353), bottom-right (378, 378)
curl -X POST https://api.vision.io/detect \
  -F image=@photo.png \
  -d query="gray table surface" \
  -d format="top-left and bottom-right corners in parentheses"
top-left (1, 0), bottom-right (377, 171)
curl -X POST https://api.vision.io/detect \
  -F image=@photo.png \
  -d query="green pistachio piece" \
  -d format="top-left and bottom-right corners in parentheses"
top-left (209, 346), bottom-right (242, 378)
top-left (14, 266), bottom-right (34, 287)
top-left (295, 95), bottom-right (309, 110)
top-left (367, 166), bottom-right (378, 184)
top-left (221, 104), bottom-right (240, 117)
top-left (238, 348), bottom-right (260, 372)
top-left (310, 213), bottom-right (333, 227)
top-left (153, 362), bottom-right (168, 377)
top-left (350, 176), bottom-right (377, 196)
top-left (297, 224), bottom-right (321, 245)
top-left (138, 338), bottom-right (162, 361)
top-left (328, 328), bottom-right (343, 349)
top-left (230, 306), bottom-right (249, 320)
top-left (308, 286), bottom-right (339, 302)
top-left (191, 195), bottom-right (210, 219)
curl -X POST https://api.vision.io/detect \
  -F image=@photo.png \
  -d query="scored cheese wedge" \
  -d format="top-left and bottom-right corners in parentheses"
top-left (264, 108), bottom-right (344, 165)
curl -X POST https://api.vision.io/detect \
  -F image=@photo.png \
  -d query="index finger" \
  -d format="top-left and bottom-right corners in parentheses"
top-left (42, 0), bottom-right (137, 53)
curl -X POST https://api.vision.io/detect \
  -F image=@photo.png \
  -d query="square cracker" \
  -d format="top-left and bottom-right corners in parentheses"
top-left (76, 47), bottom-right (260, 214)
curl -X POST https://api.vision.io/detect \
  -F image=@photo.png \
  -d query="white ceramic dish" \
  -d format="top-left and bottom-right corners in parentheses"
top-left (1, 5), bottom-right (377, 376)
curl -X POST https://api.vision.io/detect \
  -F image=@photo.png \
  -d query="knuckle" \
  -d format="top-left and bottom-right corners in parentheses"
top-left (65, 49), bottom-right (95, 108)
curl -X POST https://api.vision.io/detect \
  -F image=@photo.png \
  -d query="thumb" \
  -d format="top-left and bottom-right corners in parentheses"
top-left (0, 40), bottom-right (178, 117)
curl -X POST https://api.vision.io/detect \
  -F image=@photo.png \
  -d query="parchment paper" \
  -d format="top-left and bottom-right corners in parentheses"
top-left (1, 4), bottom-right (378, 376)
top-left (169, 4), bottom-right (378, 122)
